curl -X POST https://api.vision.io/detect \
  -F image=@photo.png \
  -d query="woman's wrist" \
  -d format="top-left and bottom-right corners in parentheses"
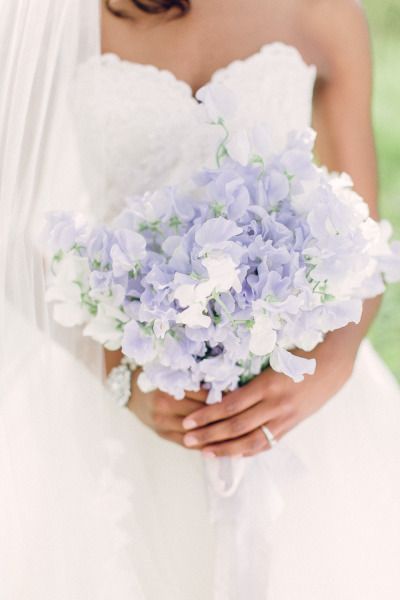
top-left (104, 349), bottom-right (124, 377)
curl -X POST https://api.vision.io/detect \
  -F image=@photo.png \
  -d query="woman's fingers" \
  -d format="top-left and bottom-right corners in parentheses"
top-left (182, 401), bottom-right (280, 448)
top-left (184, 389), bottom-right (209, 402)
top-left (157, 428), bottom-right (210, 450)
top-left (157, 430), bottom-right (185, 446)
top-left (153, 394), bottom-right (208, 418)
top-left (155, 408), bottom-right (291, 455)
top-left (154, 413), bottom-right (187, 433)
top-left (202, 428), bottom-right (269, 457)
top-left (174, 397), bottom-right (209, 416)
top-left (201, 420), bottom-right (286, 457)
top-left (152, 395), bottom-right (208, 433)
top-left (182, 384), bottom-right (264, 431)
top-left (183, 372), bottom-right (276, 430)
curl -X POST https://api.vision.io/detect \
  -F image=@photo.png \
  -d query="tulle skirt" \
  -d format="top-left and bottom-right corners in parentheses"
top-left (1, 337), bottom-right (400, 599)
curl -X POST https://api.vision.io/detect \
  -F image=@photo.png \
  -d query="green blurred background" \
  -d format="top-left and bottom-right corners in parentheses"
top-left (364, 0), bottom-right (400, 380)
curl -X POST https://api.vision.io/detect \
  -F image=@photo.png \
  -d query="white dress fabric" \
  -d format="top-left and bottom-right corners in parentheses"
top-left (2, 36), bottom-right (400, 600)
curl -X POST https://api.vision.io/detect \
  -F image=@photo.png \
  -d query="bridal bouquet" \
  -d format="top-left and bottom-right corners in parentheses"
top-left (45, 83), bottom-right (400, 403)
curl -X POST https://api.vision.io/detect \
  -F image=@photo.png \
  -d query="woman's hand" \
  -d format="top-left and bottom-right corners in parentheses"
top-left (127, 368), bottom-right (208, 446)
top-left (180, 336), bottom-right (358, 458)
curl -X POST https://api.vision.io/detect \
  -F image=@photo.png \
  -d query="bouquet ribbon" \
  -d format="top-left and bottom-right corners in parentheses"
top-left (203, 447), bottom-right (309, 600)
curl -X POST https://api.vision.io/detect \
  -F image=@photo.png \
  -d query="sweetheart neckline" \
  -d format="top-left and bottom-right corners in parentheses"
top-left (99, 41), bottom-right (317, 100)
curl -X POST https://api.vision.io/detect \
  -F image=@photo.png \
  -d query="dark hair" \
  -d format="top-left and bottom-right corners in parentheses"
top-left (107, 0), bottom-right (190, 17)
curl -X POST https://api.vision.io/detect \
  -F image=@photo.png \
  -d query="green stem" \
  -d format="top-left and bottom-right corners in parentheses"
top-left (212, 293), bottom-right (252, 328)
top-left (215, 118), bottom-right (230, 167)
top-left (213, 293), bottom-right (234, 323)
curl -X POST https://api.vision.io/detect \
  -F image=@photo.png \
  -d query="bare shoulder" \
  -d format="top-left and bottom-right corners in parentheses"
top-left (297, 0), bottom-right (372, 80)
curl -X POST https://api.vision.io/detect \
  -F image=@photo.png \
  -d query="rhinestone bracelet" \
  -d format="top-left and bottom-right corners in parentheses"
top-left (106, 356), bottom-right (138, 408)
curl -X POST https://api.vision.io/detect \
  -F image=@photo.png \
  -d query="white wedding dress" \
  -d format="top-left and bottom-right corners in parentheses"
top-left (71, 43), bottom-right (400, 598)
top-left (2, 30), bottom-right (400, 599)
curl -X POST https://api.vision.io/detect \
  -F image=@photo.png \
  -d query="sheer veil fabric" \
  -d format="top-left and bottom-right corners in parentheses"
top-left (0, 2), bottom-right (146, 598)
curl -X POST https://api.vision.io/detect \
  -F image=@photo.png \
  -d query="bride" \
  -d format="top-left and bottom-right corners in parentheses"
top-left (1, 0), bottom-right (400, 598)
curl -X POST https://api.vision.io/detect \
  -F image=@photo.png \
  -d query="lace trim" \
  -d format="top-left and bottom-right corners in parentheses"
top-left (96, 41), bottom-right (317, 99)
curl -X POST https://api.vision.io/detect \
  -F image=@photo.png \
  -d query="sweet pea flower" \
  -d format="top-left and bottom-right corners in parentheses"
top-left (202, 254), bottom-right (242, 294)
top-left (176, 303), bottom-right (212, 329)
top-left (83, 304), bottom-right (126, 350)
top-left (270, 346), bottom-right (316, 382)
top-left (111, 229), bottom-right (147, 277)
top-left (195, 82), bottom-right (237, 122)
top-left (46, 211), bottom-right (87, 253)
top-left (122, 320), bottom-right (157, 363)
top-left (249, 313), bottom-right (277, 356)
top-left (195, 217), bottom-right (242, 250)
top-left (45, 255), bottom-right (91, 327)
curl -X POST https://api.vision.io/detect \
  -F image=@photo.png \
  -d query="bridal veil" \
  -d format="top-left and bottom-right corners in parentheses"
top-left (0, 2), bottom-right (146, 597)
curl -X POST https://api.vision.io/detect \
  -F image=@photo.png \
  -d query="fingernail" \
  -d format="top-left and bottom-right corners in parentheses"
top-left (202, 451), bottom-right (216, 458)
top-left (183, 434), bottom-right (198, 447)
top-left (182, 418), bottom-right (197, 430)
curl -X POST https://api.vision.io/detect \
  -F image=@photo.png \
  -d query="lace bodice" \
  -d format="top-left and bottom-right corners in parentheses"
top-left (73, 42), bottom-right (317, 221)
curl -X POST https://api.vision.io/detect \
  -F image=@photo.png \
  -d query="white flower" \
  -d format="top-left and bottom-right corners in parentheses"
top-left (173, 281), bottom-right (212, 328)
top-left (328, 171), bottom-right (354, 191)
top-left (173, 283), bottom-right (198, 307)
top-left (366, 219), bottom-right (394, 255)
top-left (202, 254), bottom-right (242, 295)
top-left (176, 303), bottom-right (211, 329)
top-left (195, 82), bottom-right (236, 122)
top-left (83, 283), bottom-right (129, 349)
top-left (270, 346), bottom-right (316, 382)
top-left (45, 255), bottom-right (90, 327)
top-left (126, 189), bottom-right (173, 224)
top-left (226, 129), bottom-right (251, 165)
top-left (137, 371), bottom-right (157, 394)
top-left (249, 313), bottom-right (277, 356)
top-left (338, 188), bottom-right (369, 220)
top-left (52, 302), bottom-right (88, 328)
top-left (83, 306), bottom-right (124, 350)
top-left (173, 254), bottom-right (242, 329)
